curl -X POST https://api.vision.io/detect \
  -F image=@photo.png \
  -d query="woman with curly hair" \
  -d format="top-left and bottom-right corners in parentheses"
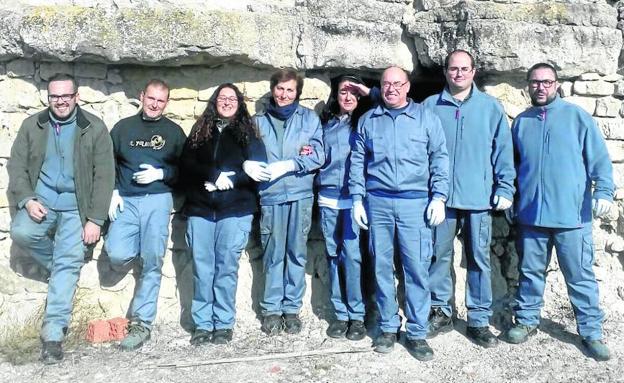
top-left (181, 83), bottom-right (266, 345)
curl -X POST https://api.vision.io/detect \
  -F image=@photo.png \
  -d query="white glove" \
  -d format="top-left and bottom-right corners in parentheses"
top-left (266, 160), bottom-right (296, 182)
top-left (352, 200), bottom-right (368, 230)
top-left (242, 160), bottom-right (270, 182)
top-left (215, 171), bottom-right (236, 190)
top-left (204, 182), bottom-right (217, 192)
top-left (592, 198), bottom-right (612, 218)
top-left (133, 164), bottom-right (164, 184)
top-left (426, 198), bottom-right (446, 226)
top-left (108, 189), bottom-right (124, 221)
top-left (493, 195), bottom-right (513, 211)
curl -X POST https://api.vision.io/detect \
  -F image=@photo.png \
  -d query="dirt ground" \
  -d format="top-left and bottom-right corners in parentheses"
top-left (1, 299), bottom-right (622, 383)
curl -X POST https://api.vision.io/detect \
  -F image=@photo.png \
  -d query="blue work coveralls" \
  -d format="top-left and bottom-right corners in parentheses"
top-left (512, 95), bottom-right (614, 340)
top-left (349, 100), bottom-right (449, 340)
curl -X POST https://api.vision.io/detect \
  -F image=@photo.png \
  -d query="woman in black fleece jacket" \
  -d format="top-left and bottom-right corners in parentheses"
top-left (181, 83), bottom-right (266, 345)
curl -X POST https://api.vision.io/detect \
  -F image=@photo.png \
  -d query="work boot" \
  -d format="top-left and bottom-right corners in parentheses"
top-left (405, 339), bottom-right (434, 361)
top-left (261, 315), bottom-right (283, 336)
top-left (582, 339), bottom-right (610, 361)
top-left (346, 320), bottom-right (366, 341)
top-left (504, 323), bottom-right (537, 344)
top-left (426, 307), bottom-right (453, 338)
top-left (120, 322), bottom-right (151, 351)
top-left (212, 329), bottom-right (233, 345)
top-left (326, 320), bottom-right (348, 338)
top-left (283, 314), bottom-right (302, 334)
top-left (40, 341), bottom-right (63, 365)
top-left (373, 332), bottom-right (396, 353)
top-left (189, 329), bottom-right (213, 346)
top-left (466, 326), bottom-right (499, 348)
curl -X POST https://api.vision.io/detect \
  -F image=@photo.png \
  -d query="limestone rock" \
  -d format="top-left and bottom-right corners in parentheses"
top-left (6, 59), bottom-right (35, 78)
top-left (78, 79), bottom-right (108, 103)
top-left (559, 81), bottom-right (573, 98)
top-left (564, 96), bottom-right (596, 115)
top-left (579, 73), bottom-right (601, 81)
top-left (39, 61), bottom-right (73, 80)
top-left (573, 80), bottom-right (615, 96)
top-left (74, 62), bottom-right (107, 79)
top-left (606, 140), bottom-right (624, 163)
top-left (596, 117), bottom-right (624, 140)
top-left (482, 82), bottom-right (527, 118)
top-left (0, 77), bottom-right (42, 111)
top-left (603, 73), bottom-right (623, 82)
top-left (614, 80), bottom-right (624, 97)
top-left (595, 97), bottom-right (622, 117)
top-left (404, 1), bottom-right (622, 77)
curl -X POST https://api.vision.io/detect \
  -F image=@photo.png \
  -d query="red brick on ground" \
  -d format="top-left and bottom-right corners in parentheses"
top-left (86, 320), bottom-right (111, 343)
top-left (108, 317), bottom-right (129, 340)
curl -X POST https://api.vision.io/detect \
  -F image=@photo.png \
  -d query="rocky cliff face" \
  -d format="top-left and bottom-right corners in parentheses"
top-left (1, 0), bottom-right (623, 332)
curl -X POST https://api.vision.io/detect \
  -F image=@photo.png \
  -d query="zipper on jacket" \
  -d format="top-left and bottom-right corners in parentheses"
top-left (538, 107), bottom-right (547, 224)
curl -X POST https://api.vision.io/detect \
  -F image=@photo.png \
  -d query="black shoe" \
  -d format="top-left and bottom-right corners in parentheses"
top-left (427, 307), bottom-right (453, 339)
top-left (40, 341), bottom-right (63, 364)
top-left (212, 329), bottom-right (233, 345)
top-left (283, 314), bottom-right (302, 334)
top-left (190, 329), bottom-right (213, 346)
top-left (326, 320), bottom-right (348, 338)
top-left (261, 315), bottom-right (283, 336)
top-left (405, 339), bottom-right (434, 361)
top-left (466, 326), bottom-right (499, 348)
top-left (346, 320), bottom-right (366, 341)
top-left (373, 332), bottom-right (396, 353)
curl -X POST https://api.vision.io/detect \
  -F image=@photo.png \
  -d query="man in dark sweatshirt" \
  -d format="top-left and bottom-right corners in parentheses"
top-left (8, 73), bottom-right (115, 364)
top-left (105, 79), bottom-right (186, 351)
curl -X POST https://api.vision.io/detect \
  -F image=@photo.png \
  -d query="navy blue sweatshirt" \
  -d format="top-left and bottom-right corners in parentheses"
top-left (110, 113), bottom-right (186, 196)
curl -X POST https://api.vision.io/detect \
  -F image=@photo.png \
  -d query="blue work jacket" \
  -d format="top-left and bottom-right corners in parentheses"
top-left (512, 95), bottom-right (614, 228)
top-left (349, 99), bottom-right (449, 202)
top-left (255, 104), bottom-right (325, 205)
top-left (423, 86), bottom-right (515, 210)
top-left (317, 115), bottom-right (354, 199)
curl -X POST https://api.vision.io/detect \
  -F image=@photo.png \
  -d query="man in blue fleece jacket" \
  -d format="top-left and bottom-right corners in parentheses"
top-left (504, 63), bottom-right (614, 361)
top-left (423, 50), bottom-right (515, 348)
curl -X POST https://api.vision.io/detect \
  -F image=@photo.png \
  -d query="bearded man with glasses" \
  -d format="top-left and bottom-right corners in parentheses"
top-left (349, 66), bottom-right (449, 360)
top-left (8, 73), bottom-right (115, 364)
top-left (504, 62), bottom-right (614, 361)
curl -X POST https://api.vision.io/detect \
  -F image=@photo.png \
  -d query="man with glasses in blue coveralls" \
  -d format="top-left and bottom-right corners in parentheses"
top-left (106, 79), bottom-right (186, 351)
top-left (349, 66), bottom-right (449, 360)
top-left (503, 63), bottom-right (614, 361)
top-left (8, 73), bottom-right (115, 364)
top-left (423, 50), bottom-right (515, 348)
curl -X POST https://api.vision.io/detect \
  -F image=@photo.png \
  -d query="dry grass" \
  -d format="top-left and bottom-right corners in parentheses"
top-left (0, 288), bottom-right (105, 365)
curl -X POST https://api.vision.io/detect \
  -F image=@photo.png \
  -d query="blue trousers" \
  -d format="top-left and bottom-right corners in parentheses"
top-left (368, 194), bottom-right (432, 340)
top-left (515, 224), bottom-right (604, 340)
top-left (187, 214), bottom-right (252, 331)
top-left (319, 207), bottom-right (364, 322)
top-left (260, 197), bottom-right (313, 316)
top-left (430, 208), bottom-right (493, 327)
top-left (105, 193), bottom-right (173, 328)
top-left (11, 206), bottom-right (85, 342)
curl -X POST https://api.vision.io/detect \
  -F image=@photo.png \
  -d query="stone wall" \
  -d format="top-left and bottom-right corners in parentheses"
top-left (1, 0), bottom-right (624, 331)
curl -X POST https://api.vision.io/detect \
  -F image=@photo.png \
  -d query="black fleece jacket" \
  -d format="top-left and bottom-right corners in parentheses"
top-left (181, 125), bottom-right (266, 220)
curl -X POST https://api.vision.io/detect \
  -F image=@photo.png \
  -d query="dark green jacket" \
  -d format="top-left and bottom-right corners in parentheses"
top-left (7, 106), bottom-right (115, 226)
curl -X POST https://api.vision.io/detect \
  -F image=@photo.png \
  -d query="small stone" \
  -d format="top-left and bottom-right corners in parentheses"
top-left (573, 80), bottom-right (614, 97)
top-left (74, 62), bottom-right (107, 79)
top-left (603, 74), bottom-right (623, 82)
top-left (559, 81), bottom-right (573, 97)
top-left (579, 73), bottom-right (601, 81)
top-left (39, 61), bottom-right (73, 80)
top-left (606, 236), bottom-right (624, 253)
top-left (169, 87), bottom-right (198, 100)
top-left (6, 59), bottom-right (35, 78)
top-left (595, 97), bottom-right (621, 117)
top-left (606, 140), bottom-right (624, 162)
top-left (614, 188), bottom-right (624, 200)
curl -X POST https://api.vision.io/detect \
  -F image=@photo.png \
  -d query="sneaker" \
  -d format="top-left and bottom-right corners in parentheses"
top-left (120, 322), bottom-right (151, 351)
top-left (190, 329), bottom-right (213, 346)
top-left (40, 341), bottom-right (63, 364)
top-left (373, 332), bottom-right (396, 353)
top-left (326, 320), bottom-right (348, 338)
top-left (283, 314), bottom-right (302, 334)
top-left (466, 326), bottom-right (499, 348)
top-left (582, 339), bottom-right (610, 361)
top-left (261, 315), bottom-right (283, 336)
top-left (504, 323), bottom-right (537, 344)
top-left (427, 307), bottom-right (453, 339)
top-left (405, 339), bottom-right (434, 361)
top-left (346, 320), bottom-right (366, 341)
top-left (212, 329), bottom-right (233, 345)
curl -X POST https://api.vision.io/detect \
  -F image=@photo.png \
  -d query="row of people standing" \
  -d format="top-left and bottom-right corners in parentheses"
top-left (7, 48), bottom-right (613, 365)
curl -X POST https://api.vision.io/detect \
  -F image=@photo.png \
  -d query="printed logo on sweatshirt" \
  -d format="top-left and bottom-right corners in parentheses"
top-left (129, 135), bottom-right (166, 150)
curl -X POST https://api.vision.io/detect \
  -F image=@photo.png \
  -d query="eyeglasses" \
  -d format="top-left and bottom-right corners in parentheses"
top-left (447, 67), bottom-right (473, 75)
top-left (528, 79), bottom-right (556, 89)
top-left (216, 96), bottom-right (238, 104)
top-left (48, 93), bottom-right (76, 102)
top-left (381, 81), bottom-right (408, 90)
